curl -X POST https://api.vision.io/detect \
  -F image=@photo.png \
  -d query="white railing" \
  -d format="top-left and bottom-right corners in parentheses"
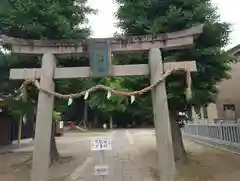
top-left (182, 122), bottom-right (240, 144)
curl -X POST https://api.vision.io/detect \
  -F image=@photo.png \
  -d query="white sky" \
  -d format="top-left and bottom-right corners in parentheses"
top-left (87, 0), bottom-right (240, 50)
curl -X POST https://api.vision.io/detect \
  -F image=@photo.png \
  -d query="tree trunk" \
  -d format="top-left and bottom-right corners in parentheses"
top-left (187, 105), bottom-right (193, 122)
top-left (109, 116), bottom-right (113, 129)
top-left (50, 122), bottom-right (60, 165)
top-left (170, 114), bottom-right (187, 166)
top-left (82, 101), bottom-right (88, 129)
top-left (84, 100), bottom-right (88, 121)
top-left (30, 122), bottom-right (60, 166)
top-left (93, 113), bottom-right (98, 128)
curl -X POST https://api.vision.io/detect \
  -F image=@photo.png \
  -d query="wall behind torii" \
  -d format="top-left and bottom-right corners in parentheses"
top-left (200, 45), bottom-right (240, 122)
top-left (215, 62), bottom-right (240, 120)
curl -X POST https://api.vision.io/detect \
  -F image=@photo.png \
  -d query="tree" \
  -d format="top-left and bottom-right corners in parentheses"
top-left (115, 0), bottom-right (232, 165)
top-left (88, 77), bottom-right (130, 127)
top-left (0, 0), bottom-right (95, 164)
top-left (50, 111), bottom-right (61, 163)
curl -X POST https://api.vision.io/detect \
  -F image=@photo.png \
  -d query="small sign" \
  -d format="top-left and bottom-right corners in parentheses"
top-left (59, 121), bottom-right (64, 129)
top-left (93, 165), bottom-right (109, 176)
top-left (91, 137), bottom-right (112, 151)
top-left (23, 115), bottom-right (27, 124)
top-left (89, 40), bottom-right (111, 77)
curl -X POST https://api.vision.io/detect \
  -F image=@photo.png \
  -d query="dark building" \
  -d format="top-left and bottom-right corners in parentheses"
top-left (0, 97), bottom-right (13, 145)
top-left (0, 96), bottom-right (34, 146)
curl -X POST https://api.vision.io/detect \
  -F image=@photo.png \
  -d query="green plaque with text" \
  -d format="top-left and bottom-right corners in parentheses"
top-left (89, 40), bottom-right (111, 77)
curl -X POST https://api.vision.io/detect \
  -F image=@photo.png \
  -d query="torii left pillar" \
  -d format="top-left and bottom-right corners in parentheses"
top-left (31, 53), bottom-right (56, 181)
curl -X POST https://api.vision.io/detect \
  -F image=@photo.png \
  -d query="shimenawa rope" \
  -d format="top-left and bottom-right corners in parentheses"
top-left (19, 68), bottom-right (192, 102)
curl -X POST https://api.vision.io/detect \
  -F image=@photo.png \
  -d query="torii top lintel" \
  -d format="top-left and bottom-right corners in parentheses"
top-left (0, 25), bottom-right (203, 55)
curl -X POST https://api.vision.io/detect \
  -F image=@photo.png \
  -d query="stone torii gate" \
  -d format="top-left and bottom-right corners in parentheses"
top-left (1, 24), bottom-right (203, 181)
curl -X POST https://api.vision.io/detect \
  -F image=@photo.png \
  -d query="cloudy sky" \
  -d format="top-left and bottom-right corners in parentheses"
top-left (87, 0), bottom-right (239, 50)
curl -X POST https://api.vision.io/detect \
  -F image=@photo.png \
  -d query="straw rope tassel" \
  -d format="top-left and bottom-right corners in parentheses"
top-left (185, 70), bottom-right (192, 101)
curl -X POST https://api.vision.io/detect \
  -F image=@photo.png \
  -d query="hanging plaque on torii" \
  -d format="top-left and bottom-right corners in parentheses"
top-left (88, 40), bottom-right (111, 77)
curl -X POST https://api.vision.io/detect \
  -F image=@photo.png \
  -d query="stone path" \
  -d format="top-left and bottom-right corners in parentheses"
top-left (2, 129), bottom-right (240, 181)
top-left (66, 129), bottom-right (146, 181)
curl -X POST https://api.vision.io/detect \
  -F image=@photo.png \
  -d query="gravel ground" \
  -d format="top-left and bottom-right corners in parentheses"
top-left (131, 129), bottom-right (240, 181)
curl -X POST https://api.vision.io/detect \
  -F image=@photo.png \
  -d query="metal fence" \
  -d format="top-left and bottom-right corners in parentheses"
top-left (182, 123), bottom-right (240, 144)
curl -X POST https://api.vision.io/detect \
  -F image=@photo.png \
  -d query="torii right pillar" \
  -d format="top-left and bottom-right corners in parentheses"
top-left (149, 48), bottom-right (175, 181)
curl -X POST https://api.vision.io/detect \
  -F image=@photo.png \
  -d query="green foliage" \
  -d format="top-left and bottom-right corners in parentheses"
top-left (0, 0), bottom-right (234, 126)
top-left (115, 0), bottom-right (233, 119)
top-left (0, 0), bottom-right (95, 117)
top-left (3, 94), bottom-right (35, 118)
top-left (88, 77), bottom-right (130, 116)
top-left (0, 0), bottom-right (95, 39)
top-left (53, 111), bottom-right (61, 122)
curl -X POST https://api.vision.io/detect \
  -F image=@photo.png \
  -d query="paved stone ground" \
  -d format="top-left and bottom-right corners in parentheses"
top-left (65, 129), bottom-right (147, 181)
top-left (0, 132), bottom-right (110, 181)
top-left (1, 129), bottom-right (240, 181)
top-left (0, 130), bottom-right (149, 181)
